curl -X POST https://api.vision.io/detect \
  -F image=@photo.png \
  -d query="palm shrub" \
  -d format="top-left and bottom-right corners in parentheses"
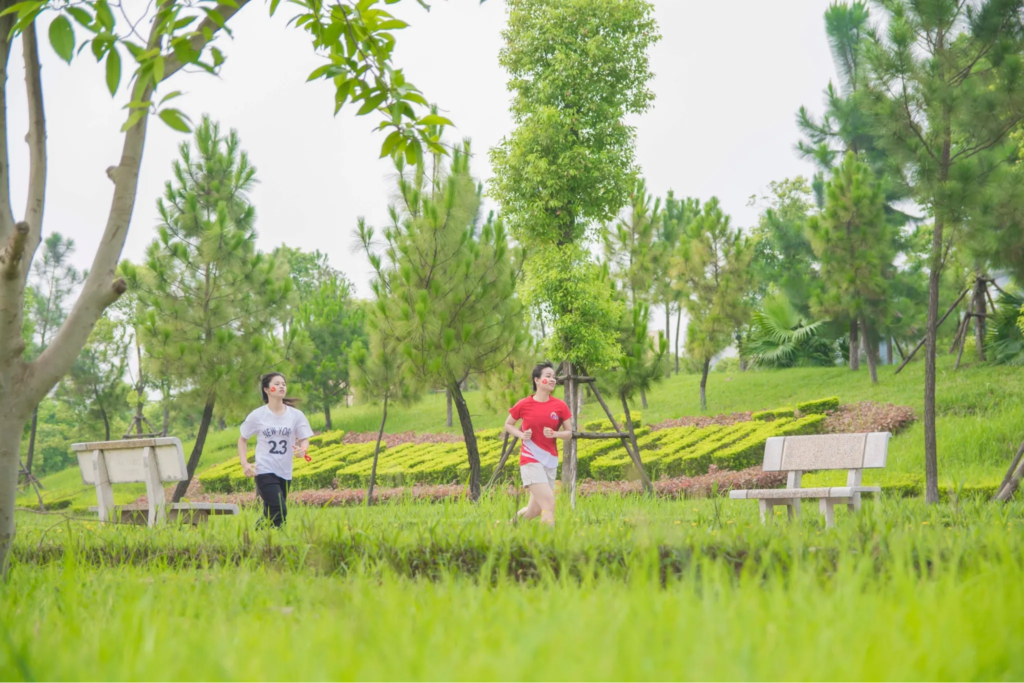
top-left (744, 292), bottom-right (837, 369)
top-left (987, 288), bottom-right (1024, 366)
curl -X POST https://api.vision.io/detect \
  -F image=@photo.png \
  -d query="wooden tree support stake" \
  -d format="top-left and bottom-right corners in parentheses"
top-left (485, 431), bottom-right (519, 490)
top-left (995, 438), bottom-right (1024, 502)
top-left (894, 288), bottom-right (969, 375)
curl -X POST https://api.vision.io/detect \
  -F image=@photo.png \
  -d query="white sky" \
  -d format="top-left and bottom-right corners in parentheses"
top-left (7, 0), bottom-right (837, 298)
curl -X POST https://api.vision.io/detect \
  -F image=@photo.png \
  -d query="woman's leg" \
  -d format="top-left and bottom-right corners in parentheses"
top-left (255, 474), bottom-right (287, 528)
top-left (529, 482), bottom-right (555, 527)
top-left (518, 491), bottom-right (541, 520)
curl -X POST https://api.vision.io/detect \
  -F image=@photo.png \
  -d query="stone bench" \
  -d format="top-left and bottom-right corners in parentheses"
top-left (72, 438), bottom-right (239, 527)
top-left (729, 432), bottom-right (890, 527)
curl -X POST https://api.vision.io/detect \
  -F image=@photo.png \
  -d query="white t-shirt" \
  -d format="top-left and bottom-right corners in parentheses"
top-left (240, 405), bottom-right (314, 480)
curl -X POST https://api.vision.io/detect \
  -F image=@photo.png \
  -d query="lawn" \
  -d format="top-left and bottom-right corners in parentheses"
top-left (3, 494), bottom-right (1023, 680)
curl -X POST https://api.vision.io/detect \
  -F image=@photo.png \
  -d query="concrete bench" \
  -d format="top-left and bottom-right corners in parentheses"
top-left (729, 432), bottom-right (890, 527)
top-left (72, 438), bottom-right (238, 527)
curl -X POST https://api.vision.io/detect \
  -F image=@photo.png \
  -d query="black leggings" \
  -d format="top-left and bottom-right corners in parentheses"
top-left (255, 474), bottom-right (291, 527)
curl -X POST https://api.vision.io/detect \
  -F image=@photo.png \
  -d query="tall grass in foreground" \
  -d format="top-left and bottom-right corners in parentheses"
top-left (3, 496), bottom-right (1023, 679)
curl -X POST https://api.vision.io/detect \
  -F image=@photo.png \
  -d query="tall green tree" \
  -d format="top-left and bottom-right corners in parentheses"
top-left (864, 0), bottom-right (1024, 502)
top-left (806, 152), bottom-right (894, 384)
top-left (655, 192), bottom-right (699, 374)
top-left (603, 179), bottom-right (660, 310)
top-left (350, 330), bottom-right (419, 506)
top-left (294, 271), bottom-right (365, 431)
top-left (23, 233), bottom-right (84, 476)
top-left (58, 316), bottom-right (130, 441)
top-left (489, 0), bottom-right (659, 483)
top-left (123, 118), bottom-right (294, 503)
top-left (358, 141), bottom-right (526, 500)
top-left (672, 198), bottom-right (753, 411)
top-left (0, 0), bottom-right (456, 575)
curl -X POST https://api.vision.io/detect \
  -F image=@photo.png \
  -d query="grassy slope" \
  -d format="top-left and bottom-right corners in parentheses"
top-left (20, 353), bottom-right (1023, 508)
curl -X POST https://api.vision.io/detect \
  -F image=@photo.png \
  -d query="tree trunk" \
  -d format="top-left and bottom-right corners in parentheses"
top-left (560, 361), bottom-right (578, 492)
top-left (849, 319), bottom-right (860, 371)
top-left (1, 413), bottom-right (28, 579)
top-left (861, 316), bottom-right (878, 384)
top-left (699, 357), bottom-right (710, 412)
top-left (366, 396), bottom-right (388, 506)
top-left (101, 406), bottom-right (111, 441)
top-left (449, 381), bottom-right (481, 501)
top-left (135, 400), bottom-right (145, 435)
top-left (886, 337), bottom-right (894, 366)
top-left (323, 389), bottom-right (332, 431)
top-left (162, 406), bottom-right (169, 437)
top-left (640, 387), bottom-right (648, 409)
top-left (973, 276), bottom-right (987, 361)
top-left (923, 221), bottom-right (943, 505)
top-left (446, 388), bottom-right (453, 428)
top-left (217, 416), bottom-right (226, 431)
top-left (674, 305), bottom-right (682, 374)
top-left (23, 406), bottom-right (38, 476)
top-left (665, 303), bottom-right (672, 379)
top-left (170, 396), bottom-right (216, 503)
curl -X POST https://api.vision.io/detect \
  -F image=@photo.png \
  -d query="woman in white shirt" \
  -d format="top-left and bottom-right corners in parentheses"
top-left (238, 373), bottom-right (314, 527)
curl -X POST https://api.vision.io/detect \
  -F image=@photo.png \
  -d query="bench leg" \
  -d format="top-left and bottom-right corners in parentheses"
top-left (786, 501), bottom-right (795, 520)
top-left (819, 498), bottom-right (835, 528)
top-left (758, 499), bottom-right (769, 524)
top-left (793, 499), bottom-right (802, 518)
top-left (848, 492), bottom-right (861, 513)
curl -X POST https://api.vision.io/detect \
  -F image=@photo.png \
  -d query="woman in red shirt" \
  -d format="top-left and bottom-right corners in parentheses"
top-left (503, 361), bottom-right (573, 526)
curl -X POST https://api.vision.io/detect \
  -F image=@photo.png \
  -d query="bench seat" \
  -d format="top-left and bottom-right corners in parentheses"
top-left (730, 486), bottom-right (881, 500)
top-left (729, 432), bottom-right (891, 527)
top-left (88, 502), bottom-right (239, 526)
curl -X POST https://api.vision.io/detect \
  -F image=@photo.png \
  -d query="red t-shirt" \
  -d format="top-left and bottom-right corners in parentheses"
top-left (509, 396), bottom-right (572, 468)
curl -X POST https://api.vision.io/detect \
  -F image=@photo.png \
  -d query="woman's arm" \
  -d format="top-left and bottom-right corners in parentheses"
top-left (238, 437), bottom-right (255, 477)
top-left (544, 420), bottom-right (574, 440)
top-left (504, 414), bottom-right (531, 441)
top-left (293, 437), bottom-right (310, 459)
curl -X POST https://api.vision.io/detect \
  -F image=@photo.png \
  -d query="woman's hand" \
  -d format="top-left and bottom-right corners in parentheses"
top-left (543, 427), bottom-right (556, 439)
top-left (294, 443), bottom-right (309, 461)
top-left (242, 462), bottom-right (256, 478)
top-left (521, 428), bottom-right (532, 441)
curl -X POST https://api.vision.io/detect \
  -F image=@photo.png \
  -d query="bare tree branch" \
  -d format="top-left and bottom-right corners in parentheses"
top-left (22, 21), bottom-right (45, 251)
top-left (0, 2), bottom-right (16, 240)
top-left (162, 0), bottom-right (251, 84)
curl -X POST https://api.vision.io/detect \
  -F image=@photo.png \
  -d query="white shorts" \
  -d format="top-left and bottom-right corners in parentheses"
top-left (520, 463), bottom-right (557, 490)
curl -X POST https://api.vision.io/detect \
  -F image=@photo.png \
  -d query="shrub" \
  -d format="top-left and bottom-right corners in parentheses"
top-left (752, 407), bottom-right (794, 421)
top-left (797, 397), bottom-right (839, 415)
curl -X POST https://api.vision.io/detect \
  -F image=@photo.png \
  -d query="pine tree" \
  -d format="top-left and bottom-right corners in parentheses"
top-left (672, 198), bottom-right (753, 411)
top-left (806, 152), bottom-right (894, 384)
top-left (358, 141), bottom-right (526, 500)
top-left (122, 117), bottom-right (294, 502)
top-left (58, 316), bottom-right (130, 441)
top-left (864, 0), bottom-right (1024, 502)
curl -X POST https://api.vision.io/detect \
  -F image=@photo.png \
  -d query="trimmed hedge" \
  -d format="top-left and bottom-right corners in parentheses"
top-left (797, 397), bottom-right (839, 415)
top-left (752, 407), bottom-right (794, 421)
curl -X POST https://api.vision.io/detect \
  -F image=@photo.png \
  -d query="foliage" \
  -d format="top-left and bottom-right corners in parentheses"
top-left (293, 269), bottom-right (366, 430)
top-left (987, 288), bottom-right (1024, 365)
top-left (489, 0), bottom-right (659, 372)
top-left (57, 315), bottom-right (130, 441)
top-left (744, 291), bottom-right (836, 369)
top-left (752, 407), bottom-right (794, 421)
top-left (603, 179), bottom-right (660, 308)
top-left (357, 140), bottom-right (525, 499)
top-left (122, 118), bottom-right (296, 498)
top-left (748, 178), bottom-right (818, 314)
top-left (672, 198), bottom-right (754, 410)
top-left (806, 152), bottom-right (893, 348)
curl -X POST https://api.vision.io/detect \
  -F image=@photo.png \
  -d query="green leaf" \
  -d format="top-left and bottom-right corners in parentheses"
top-left (173, 16), bottom-right (197, 30)
top-left (418, 113), bottom-right (453, 127)
top-left (356, 92), bottom-right (387, 116)
top-left (307, 64), bottom-right (331, 82)
top-left (159, 90), bottom-right (183, 105)
top-left (376, 19), bottom-right (408, 30)
top-left (269, 0), bottom-right (282, 15)
top-left (0, 1), bottom-right (40, 19)
top-left (120, 109), bottom-right (146, 132)
top-left (158, 108), bottom-right (191, 133)
top-left (153, 55), bottom-right (165, 84)
top-left (95, 0), bottom-right (114, 31)
top-left (105, 45), bottom-right (121, 95)
top-left (66, 7), bottom-right (94, 28)
top-left (379, 130), bottom-right (402, 158)
top-left (48, 15), bottom-right (74, 63)
top-left (122, 41), bottom-right (145, 60)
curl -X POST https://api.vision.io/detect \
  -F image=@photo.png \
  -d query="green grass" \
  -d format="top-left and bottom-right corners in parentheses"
top-left (20, 354), bottom-right (1024, 509)
top-left (4, 495), bottom-right (1024, 680)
